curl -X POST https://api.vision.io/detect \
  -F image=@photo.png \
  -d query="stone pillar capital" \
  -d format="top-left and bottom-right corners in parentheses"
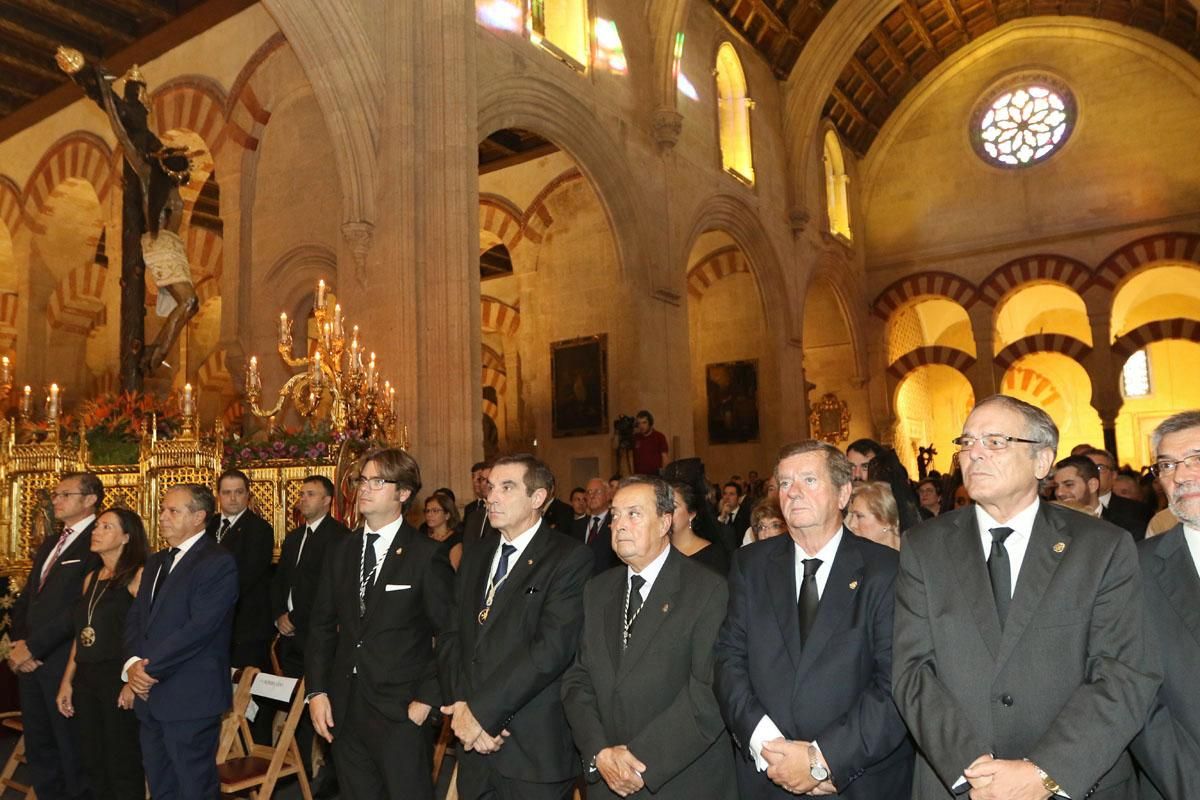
top-left (651, 107), bottom-right (683, 151)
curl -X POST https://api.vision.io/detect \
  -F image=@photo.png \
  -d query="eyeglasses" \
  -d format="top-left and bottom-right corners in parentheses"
top-left (49, 491), bottom-right (87, 500)
top-left (1150, 454), bottom-right (1200, 477)
top-left (952, 435), bottom-right (1042, 452)
top-left (353, 477), bottom-right (398, 491)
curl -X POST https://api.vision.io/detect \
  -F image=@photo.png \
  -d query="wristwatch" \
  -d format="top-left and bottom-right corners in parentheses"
top-left (1027, 760), bottom-right (1060, 795)
top-left (809, 744), bottom-right (830, 782)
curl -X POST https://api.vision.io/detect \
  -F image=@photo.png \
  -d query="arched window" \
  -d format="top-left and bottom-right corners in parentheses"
top-left (529, 0), bottom-right (589, 68)
top-left (823, 130), bottom-right (852, 241)
top-left (715, 43), bottom-right (754, 185)
top-left (970, 74), bottom-right (1076, 168)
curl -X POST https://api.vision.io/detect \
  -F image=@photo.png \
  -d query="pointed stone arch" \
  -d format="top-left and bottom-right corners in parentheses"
top-left (225, 33), bottom-right (288, 152)
top-left (994, 333), bottom-right (1092, 371)
top-left (21, 132), bottom-right (114, 235)
top-left (1112, 317), bottom-right (1200, 361)
top-left (871, 271), bottom-right (979, 320)
top-left (978, 254), bottom-right (1093, 307)
top-left (1094, 232), bottom-right (1200, 290)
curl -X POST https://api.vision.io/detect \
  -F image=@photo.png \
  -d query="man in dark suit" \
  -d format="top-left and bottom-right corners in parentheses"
top-left (9, 471), bottom-right (102, 799)
top-left (462, 460), bottom-right (493, 551)
top-left (562, 475), bottom-right (735, 799)
top-left (1085, 447), bottom-right (1153, 539)
top-left (718, 481), bottom-right (752, 535)
top-left (1130, 410), bottom-right (1200, 800)
top-left (306, 448), bottom-right (455, 800)
top-left (209, 468), bottom-right (275, 669)
top-left (894, 395), bottom-right (1159, 799)
top-left (122, 483), bottom-right (238, 799)
top-left (714, 441), bottom-right (912, 798)
top-left (573, 477), bottom-right (618, 575)
top-left (440, 454), bottom-right (592, 800)
top-left (542, 495), bottom-right (576, 534)
top-left (271, 474), bottom-right (349, 790)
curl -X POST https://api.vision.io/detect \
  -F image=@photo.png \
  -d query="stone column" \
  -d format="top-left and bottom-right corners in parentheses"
top-left (967, 304), bottom-right (997, 403)
top-left (345, 0), bottom-right (480, 491)
top-left (1084, 300), bottom-right (1122, 460)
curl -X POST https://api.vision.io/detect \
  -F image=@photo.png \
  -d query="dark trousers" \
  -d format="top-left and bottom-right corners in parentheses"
top-left (457, 751), bottom-right (575, 800)
top-left (18, 662), bottom-right (90, 799)
top-left (75, 660), bottom-right (144, 800)
top-left (139, 713), bottom-right (220, 800)
top-left (333, 679), bottom-right (432, 800)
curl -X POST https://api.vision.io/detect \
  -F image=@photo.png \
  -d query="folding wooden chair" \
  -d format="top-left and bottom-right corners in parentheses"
top-left (217, 675), bottom-right (311, 799)
top-left (431, 714), bottom-right (455, 784)
top-left (0, 712), bottom-right (34, 799)
top-left (217, 667), bottom-right (260, 764)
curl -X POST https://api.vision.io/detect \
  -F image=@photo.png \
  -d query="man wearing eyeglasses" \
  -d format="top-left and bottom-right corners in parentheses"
top-left (305, 448), bottom-right (455, 800)
top-left (1082, 448), bottom-right (1153, 540)
top-left (1130, 410), bottom-right (1200, 800)
top-left (9, 472), bottom-right (103, 799)
top-left (893, 394), bottom-right (1158, 800)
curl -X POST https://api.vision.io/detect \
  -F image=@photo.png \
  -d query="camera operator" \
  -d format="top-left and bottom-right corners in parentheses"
top-left (632, 410), bottom-right (669, 476)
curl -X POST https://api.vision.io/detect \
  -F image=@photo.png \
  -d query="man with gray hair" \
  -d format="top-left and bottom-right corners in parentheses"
top-left (893, 394), bottom-right (1159, 800)
top-left (1130, 410), bottom-right (1200, 799)
top-left (715, 440), bottom-right (912, 798)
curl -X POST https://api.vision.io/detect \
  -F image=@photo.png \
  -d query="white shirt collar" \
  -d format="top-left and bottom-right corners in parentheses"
top-left (171, 527), bottom-right (209, 560)
top-left (1099, 491), bottom-right (1113, 509)
top-left (627, 542), bottom-right (671, 599)
top-left (305, 515), bottom-right (327, 533)
top-left (62, 514), bottom-right (95, 538)
top-left (364, 514), bottom-right (405, 549)
top-left (1183, 524), bottom-right (1200, 577)
top-left (793, 527), bottom-right (844, 600)
top-left (222, 508), bottom-right (247, 526)
top-left (975, 497), bottom-right (1040, 594)
top-left (487, 519), bottom-right (542, 579)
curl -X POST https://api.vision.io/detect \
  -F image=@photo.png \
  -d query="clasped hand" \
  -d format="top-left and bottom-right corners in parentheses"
top-left (6, 640), bottom-right (41, 674)
top-left (596, 745), bottom-right (646, 797)
top-left (762, 739), bottom-right (837, 795)
top-left (127, 658), bottom-right (157, 695)
top-left (440, 700), bottom-right (510, 753)
top-left (964, 754), bottom-right (1053, 800)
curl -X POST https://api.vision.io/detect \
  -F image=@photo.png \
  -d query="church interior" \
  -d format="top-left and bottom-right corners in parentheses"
top-left (1, 0), bottom-right (1198, 499)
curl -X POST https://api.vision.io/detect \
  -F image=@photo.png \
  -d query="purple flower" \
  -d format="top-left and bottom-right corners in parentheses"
top-left (272, 440), bottom-right (286, 452)
top-left (239, 447), bottom-right (253, 459)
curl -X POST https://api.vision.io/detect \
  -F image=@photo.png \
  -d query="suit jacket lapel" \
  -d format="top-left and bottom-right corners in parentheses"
top-left (766, 536), bottom-right (803, 668)
top-left (474, 523), bottom-right (553, 645)
top-left (1153, 525), bottom-right (1200, 649)
top-left (995, 504), bottom-right (1069, 669)
top-left (948, 510), bottom-right (1003, 659)
top-left (617, 548), bottom-right (682, 682)
top-left (147, 536), bottom-right (208, 626)
top-left (603, 570), bottom-right (624, 674)
top-left (362, 525), bottom-right (411, 624)
top-left (795, 530), bottom-right (863, 678)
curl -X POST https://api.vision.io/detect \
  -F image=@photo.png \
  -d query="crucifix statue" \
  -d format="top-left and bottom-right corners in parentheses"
top-left (55, 46), bottom-right (200, 390)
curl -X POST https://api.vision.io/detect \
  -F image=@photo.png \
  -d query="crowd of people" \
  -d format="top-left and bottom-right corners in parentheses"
top-left (7, 396), bottom-right (1200, 800)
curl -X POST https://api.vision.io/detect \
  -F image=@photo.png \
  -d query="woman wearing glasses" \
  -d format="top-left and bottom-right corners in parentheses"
top-left (423, 492), bottom-right (463, 570)
top-left (56, 507), bottom-right (149, 800)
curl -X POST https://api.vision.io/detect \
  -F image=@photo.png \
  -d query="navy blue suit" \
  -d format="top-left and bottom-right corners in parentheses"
top-left (124, 532), bottom-right (238, 799)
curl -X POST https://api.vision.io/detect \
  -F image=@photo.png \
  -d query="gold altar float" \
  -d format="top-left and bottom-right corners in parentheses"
top-left (0, 280), bottom-right (402, 575)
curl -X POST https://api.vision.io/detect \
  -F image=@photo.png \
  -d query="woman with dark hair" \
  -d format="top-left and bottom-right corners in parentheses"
top-left (424, 492), bottom-right (463, 570)
top-left (56, 507), bottom-right (148, 800)
top-left (668, 480), bottom-right (731, 575)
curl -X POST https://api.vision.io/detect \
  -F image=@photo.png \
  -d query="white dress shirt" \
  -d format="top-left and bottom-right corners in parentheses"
top-left (1099, 491), bottom-right (1113, 510)
top-left (219, 507), bottom-right (247, 530)
top-left (362, 514), bottom-right (405, 584)
top-left (626, 543), bottom-right (671, 602)
top-left (486, 520), bottom-right (541, 583)
top-left (40, 514), bottom-right (95, 581)
top-left (748, 529), bottom-right (844, 771)
top-left (285, 515), bottom-right (327, 613)
top-left (974, 498), bottom-right (1040, 596)
top-left (1184, 525), bottom-right (1200, 576)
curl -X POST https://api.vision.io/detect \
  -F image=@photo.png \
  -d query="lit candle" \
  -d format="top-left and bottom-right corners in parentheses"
top-left (389, 384), bottom-right (396, 416)
top-left (323, 321), bottom-right (332, 348)
top-left (48, 383), bottom-right (59, 420)
top-left (367, 352), bottom-right (376, 387)
top-left (279, 312), bottom-right (289, 343)
top-left (0, 356), bottom-right (10, 385)
top-left (316, 279), bottom-right (326, 310)
top-left (21, 385), bottom-right (31, 415)
top-left (333, 304), bottom-right (343, 337)
top-left (311, 350), bottom-right (323, 388)
top-left (247, 356), bottom-right (261, 393)
top-left (183, 383), bottom-right (194, 416)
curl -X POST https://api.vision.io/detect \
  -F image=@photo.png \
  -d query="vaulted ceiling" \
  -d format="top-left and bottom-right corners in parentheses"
top-left (710, 0), bottom-right (1200, 155)
top-left (0, 0), bottom-right (255, 142)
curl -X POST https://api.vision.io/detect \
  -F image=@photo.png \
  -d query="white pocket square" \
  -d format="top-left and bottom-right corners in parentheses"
top-left (385, 584), bottom-right (411, 592)
top-left (59, 559), bottom-right (81, 565)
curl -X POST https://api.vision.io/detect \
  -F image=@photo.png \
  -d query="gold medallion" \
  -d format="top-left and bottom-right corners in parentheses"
top-left (1053, 542), bottom-right (1066, 553)
top-left (849, 580), bottom-right (859, 590)
top-left (80, 626), bottom-right (96, 647)
top-left (477, 607), bottom-right (490, 624)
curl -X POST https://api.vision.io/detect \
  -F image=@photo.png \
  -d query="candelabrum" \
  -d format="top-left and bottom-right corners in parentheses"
top-left (17, 378), bottom-right (63, 443)
top-left (244, 279), bottom-right (398, 442)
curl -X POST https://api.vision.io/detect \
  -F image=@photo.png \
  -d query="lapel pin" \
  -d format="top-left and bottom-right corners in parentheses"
top-left (1053, 542), bottom-right (1066, 553)
top-left (849, 580), bottom-right (859, 590)
top-left (662, 602), bottom-right (670, 613)
top-left (395, 546), bottom-right (403, 556)
top-left (527, 559), bottom-right (534, 566)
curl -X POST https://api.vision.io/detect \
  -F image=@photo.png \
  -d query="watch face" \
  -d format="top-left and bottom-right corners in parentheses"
top-left (811, 764), bottom-right (830, 781)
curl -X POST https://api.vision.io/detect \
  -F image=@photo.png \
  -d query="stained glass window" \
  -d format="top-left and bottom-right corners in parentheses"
top-left (971, 77), bottom-right (1076, 168)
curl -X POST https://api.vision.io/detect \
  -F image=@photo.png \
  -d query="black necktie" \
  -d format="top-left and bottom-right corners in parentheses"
top-left (587, 516), bottom-right (601, 544)
top-left (217, 518), bottom-right (231, 543)
top-left (624, 574), bottom-right (646, 649)
top-left (988, 527), bottom-right (1015, 628)
top-left (359, 533), bottom-right (379, 616)
top-left (797, 558), bottom-right (822, 644)
top-left (151, 548), bottom-right (180, 607)
top-left (296, 527), bottom-right (312, 566)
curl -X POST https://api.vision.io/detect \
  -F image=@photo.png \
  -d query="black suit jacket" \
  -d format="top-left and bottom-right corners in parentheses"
top-left (543, 497), bottom-right (576, 535)
top-left (11, 521), bottom-right (101, 672)
top-left (893, 502), bottom-right (1159, 799)
top-left (715, 529), bottom-right (912, 799)
top-left (124, 534), bottom-right (238, 722)
top-left (270, 515), bottom-right (351, 658)
top-left (306, 522), bottom-right (455, 723)
top-left (439, 520), bottom-right (592, 783)
top-left (461, 501), bottom-right (494, 554)
top-left (1103, 493), bottom-right (1152, 540)
top-left (208, 509), bottom-right (275, 650)
top-left (1130, 524), bottom-right (1200, 800)
top-left (562, 547), bottom-right (736, 799)
top-left (573, 512), bottom-right (619, 575)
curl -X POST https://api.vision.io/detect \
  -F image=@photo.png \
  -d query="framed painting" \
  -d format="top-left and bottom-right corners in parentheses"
top-left (551, 335), bottom-right (608, 437)
top-left (707, 359), bottom-right (759, 444)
